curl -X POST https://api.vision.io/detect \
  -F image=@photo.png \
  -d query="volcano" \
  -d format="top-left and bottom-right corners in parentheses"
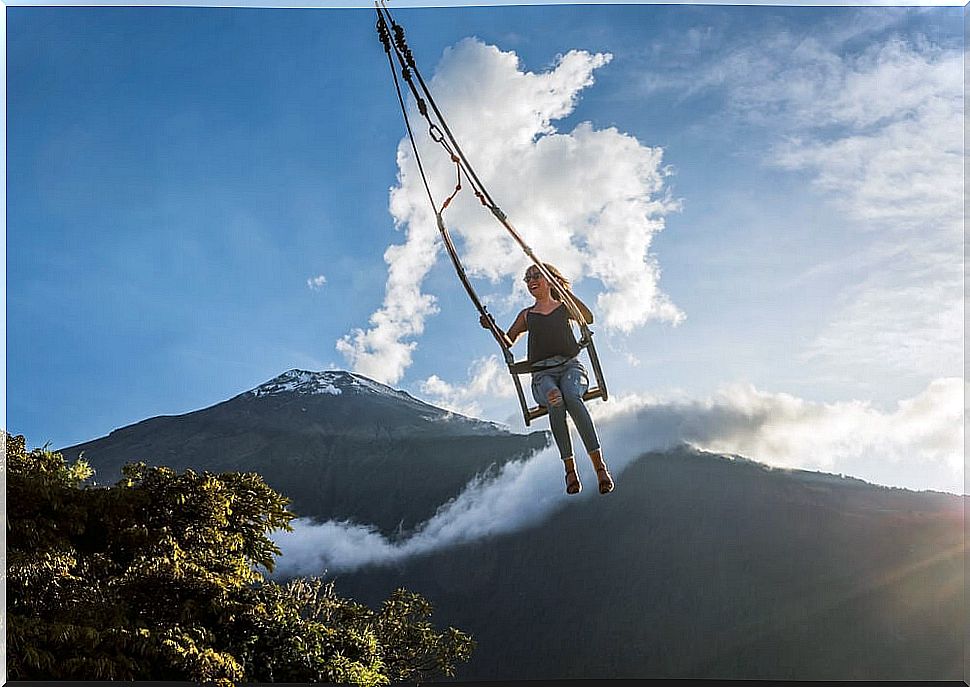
top-left (57, 369), bottom-right (965, 680)
top-left (59, 369), bottom-right (550, 534)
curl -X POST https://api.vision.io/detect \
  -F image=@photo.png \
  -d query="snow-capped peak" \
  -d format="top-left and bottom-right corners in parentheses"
top-left (250, 369), bottom-right (416, 400)
top-left (245, 370), bottom-right (513, 436)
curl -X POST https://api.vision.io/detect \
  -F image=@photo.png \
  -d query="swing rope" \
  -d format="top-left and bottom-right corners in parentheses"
top-left (376, 4), bottom-right (513, 368)
top-left (377, 3), bottom-right (593, 335)
top-left (374, 1), bottom-right (608, 422)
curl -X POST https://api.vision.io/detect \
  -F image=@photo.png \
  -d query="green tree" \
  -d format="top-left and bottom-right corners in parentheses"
top-left (7, 433), bottom-right (474, 684)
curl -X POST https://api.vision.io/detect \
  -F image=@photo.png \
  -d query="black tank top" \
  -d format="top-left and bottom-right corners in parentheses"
top-left (527, 303), bottom-right (580, 364)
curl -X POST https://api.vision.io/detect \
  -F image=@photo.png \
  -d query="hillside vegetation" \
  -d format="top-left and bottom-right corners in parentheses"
top-left (6, 433), bottom-right (474, 684)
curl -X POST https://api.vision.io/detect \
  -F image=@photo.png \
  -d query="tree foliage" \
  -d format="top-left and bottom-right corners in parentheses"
top-left (7, 433), bottom-right (474, 684)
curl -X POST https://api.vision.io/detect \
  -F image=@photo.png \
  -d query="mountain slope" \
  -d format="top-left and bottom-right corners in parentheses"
top-left (57, 371), bottom-right (964, 679)
top-left (331, 446), bottom-right (964, 681)
top-left (59, 369), bottom-right (549, 534)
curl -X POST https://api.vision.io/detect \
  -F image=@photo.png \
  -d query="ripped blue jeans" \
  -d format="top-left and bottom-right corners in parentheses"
top-left (531, 357), bottom-right (601, 461)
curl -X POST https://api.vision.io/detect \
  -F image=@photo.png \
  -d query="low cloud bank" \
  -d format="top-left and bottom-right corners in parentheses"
top-left (592, 377), bottom-right (962, 489)
top-left (271, 378), bottom-right (962, 577)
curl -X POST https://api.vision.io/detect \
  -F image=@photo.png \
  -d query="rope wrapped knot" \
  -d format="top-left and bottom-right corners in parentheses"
top-left (392, 25), bottom-right (416, 69)
top-left (376, 17), bottom-right (392, 52)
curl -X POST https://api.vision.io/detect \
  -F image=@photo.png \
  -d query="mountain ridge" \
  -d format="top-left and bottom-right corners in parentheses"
top-left (59, 368), bottom-right (550, 534)
top-left (52, 368), bottom-right (965, 679)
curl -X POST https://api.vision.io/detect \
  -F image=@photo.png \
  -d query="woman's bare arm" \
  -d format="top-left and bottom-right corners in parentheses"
top-left (568, 293), bottom-right (594, 325)
top-left (480, 309), bottom-right (528, 348)
top-left (506, 308), bottom-right (529, 345)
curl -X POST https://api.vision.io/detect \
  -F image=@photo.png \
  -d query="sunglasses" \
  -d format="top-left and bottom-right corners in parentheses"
top-left (523, 272), bottom-right (543, 283)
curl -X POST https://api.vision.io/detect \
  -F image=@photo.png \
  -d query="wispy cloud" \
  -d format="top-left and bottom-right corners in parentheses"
top-left (272, 377), bottom-right (962, 577)
top-left (765, 40), bottom-right (963, 381)
top-left (306, 274), bottom-right (327, 290)
top-left (644, 24), bottom-right (963, 383)
top-left (760, 39), bottom-right (962, 228)
top-left (338, 38), bottom-right (683, 384)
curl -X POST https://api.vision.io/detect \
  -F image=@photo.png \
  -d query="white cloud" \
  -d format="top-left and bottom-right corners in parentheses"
top-left (732, 37), bottom-right (962, 382)
top-left (271, 378), bottom-right (962, 577)
top-left (605, 378), bottom-right (963, 483)
top-left (338, 38), bottom-right (682, 384)
top-left (764, 40), bottom-right (962, 231)
top-left (647, 30), bottom-right (963, 384)
top-left (334, 215), bottom-right (440, 383)
top-left (418, 354), bottom-right (514, 419)
top-left (273, 457), bottom-right (563, 577)
top-left (306, 274), bottom-right (327, 290)
top-left (768, 42), bottom-right (963, 381)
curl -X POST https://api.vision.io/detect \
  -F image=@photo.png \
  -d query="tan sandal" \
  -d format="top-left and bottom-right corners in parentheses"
top-left (565, 468), bottom-right (582, 495)
top-left (596, 466), bottom-right (614, 494)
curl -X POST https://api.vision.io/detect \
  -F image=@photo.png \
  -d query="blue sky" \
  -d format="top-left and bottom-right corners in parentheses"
top-left (7, 4), bottom-right (964, 493)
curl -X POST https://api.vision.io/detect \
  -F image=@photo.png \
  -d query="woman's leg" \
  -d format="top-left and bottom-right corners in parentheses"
top-left (532, 372), bottom-right (573, 460)
top-left (532, 373), bottom-right (576, 490)
top-left (560, 363), bottom-right (613, 493)
top-left (559, 363), bottom-right (600, 455)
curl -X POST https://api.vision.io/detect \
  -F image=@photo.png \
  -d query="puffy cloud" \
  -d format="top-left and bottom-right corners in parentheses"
top-left (338, 38), bottom-right (682, 384)
top-left (419, 354), bottom-right (514, 420)
top-left (272, 378), bottom-right (962, 577)
top-left (306, 275), bottom-right (327, 290)
top-left (334, 211), bottom-right (440, 383)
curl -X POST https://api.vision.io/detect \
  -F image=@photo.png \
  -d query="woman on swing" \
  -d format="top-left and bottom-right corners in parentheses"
top-left (482, 264), bottom-right (614, 495)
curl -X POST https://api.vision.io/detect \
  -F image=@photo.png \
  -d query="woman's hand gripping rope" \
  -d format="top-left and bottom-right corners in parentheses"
top-left (480, 312), bottom-right (514, 349)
